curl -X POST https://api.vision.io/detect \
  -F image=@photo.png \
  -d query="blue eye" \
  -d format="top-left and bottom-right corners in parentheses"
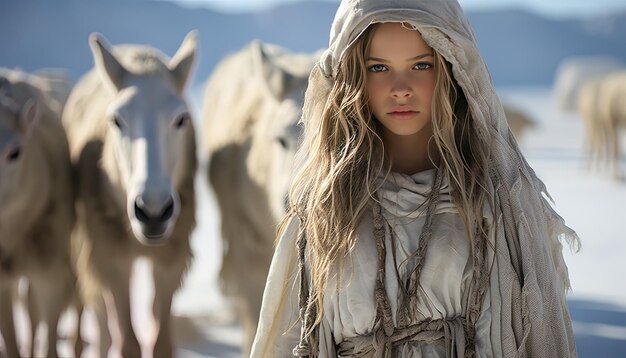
top-left (414, 62), bottom-right (432, 70)
top-left (368, 64), bottom-right (387, 73)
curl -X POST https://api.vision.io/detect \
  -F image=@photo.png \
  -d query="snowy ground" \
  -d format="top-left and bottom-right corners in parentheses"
top-left (6, 86), bottom-right (626, 357)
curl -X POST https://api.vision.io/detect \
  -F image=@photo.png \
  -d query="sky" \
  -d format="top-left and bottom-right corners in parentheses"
top-left (168, 0), bottom-right (626, 18)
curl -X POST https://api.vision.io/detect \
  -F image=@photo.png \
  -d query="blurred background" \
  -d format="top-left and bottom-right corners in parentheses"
top-left (1, 0), bottom-right (625, 357)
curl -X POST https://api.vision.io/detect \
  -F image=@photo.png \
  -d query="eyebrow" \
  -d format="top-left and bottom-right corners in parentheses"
top-left (366, 53), bottom-right (434, 62)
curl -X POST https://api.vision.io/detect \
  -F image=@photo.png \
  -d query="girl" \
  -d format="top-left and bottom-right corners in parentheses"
top-left (251, 0), bottom-right (579, 357)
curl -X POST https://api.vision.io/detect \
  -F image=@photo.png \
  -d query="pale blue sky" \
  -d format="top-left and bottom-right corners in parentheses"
top-left (169, 0), bottom-right (626, 17)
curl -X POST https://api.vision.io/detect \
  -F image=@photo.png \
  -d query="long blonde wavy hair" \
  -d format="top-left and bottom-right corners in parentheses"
top-left (281, 23), bottom-right (490, 326)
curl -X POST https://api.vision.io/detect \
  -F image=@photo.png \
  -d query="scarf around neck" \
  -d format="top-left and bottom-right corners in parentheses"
top-left (379, 169), bottom-right (456, 218)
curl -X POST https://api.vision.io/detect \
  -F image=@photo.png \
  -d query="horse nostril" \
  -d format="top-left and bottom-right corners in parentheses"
top-left (135, 200), bottom-right (150, 224)
top-left (159, 199), bottom-right (174, 222)
top-left (135, 197), bottom-right (174, 224)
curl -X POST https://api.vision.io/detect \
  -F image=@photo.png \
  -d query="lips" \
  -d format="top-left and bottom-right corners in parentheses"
top-left (387, 109), bottom-right (419, 119)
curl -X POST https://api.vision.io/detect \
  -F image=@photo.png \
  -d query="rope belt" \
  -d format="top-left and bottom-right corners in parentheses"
top-left (337, 317), bottom-right (467, 358)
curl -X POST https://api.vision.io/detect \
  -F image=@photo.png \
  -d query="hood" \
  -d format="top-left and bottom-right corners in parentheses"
top-left (321, 0), bottom-right (476, 77)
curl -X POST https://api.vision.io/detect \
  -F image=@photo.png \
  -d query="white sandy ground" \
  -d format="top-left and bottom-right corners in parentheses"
top-left (4, 86), bottom-right (626, 357)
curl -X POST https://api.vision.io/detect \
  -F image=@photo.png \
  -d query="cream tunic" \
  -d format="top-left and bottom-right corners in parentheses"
top-left (251, 170), bottom-right (497, 357)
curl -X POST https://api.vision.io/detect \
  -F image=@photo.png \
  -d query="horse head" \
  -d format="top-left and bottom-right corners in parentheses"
top-left (90, 32), bottom-right (197, 245)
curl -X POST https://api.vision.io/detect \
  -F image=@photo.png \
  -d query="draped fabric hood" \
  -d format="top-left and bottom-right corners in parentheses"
top-left (298, 0), bottom-right (580, 356)
top-left (321, 0), bottom-right (477, 80)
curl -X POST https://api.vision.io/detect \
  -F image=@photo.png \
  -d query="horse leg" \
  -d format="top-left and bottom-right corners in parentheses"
top-left (30, 270), bottom-right (73, 358)
top-left (0, 282), bottom-right (20, 358)
top-left (237, 297), bottom-right (261, 358)
top-left (93, 293), bottom-right (112, 358)
top-left (598, 118), bottom-right (610, 173)
top-left (151, 258), bottom-right (187, 358)
top-left (615, 126), bottom-right (625, 181)
top-left (72, 301), bottom-right (84, 358)
top-left (608, 121), bottom-right (622, 180)
top-left (591, 118), bottom-right (604, 172)
top-left (219, 221), bottom-right (271, 356)
top-left (240, 261), bottom-right (269, 357)
top-left (26, 279), bottom-right (38, 357)
top-left (582, 112), bottom-right (596, 170)
top-left (102, 261), bottom-right (141, 358)
top-left (41, 300), bottom-right (62, 358)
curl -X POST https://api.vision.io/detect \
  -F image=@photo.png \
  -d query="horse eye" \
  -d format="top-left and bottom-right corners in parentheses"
top-left (173, 113), bottom-right (190, 129)
top-left (110, 114), bottom-right (123, 129)
top-left (277, 136), bottom-right (288, 149)
top-left (7, 147), bottom-right (21, 162)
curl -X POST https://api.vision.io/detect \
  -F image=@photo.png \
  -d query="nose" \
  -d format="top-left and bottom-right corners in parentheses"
top-left (391, 76), bottom-right (412, 99)
top-left (134, 195), bottom-right (175, 224)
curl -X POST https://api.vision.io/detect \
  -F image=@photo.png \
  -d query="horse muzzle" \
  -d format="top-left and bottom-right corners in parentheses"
top-left (128, 192), bottom-right (180, 245)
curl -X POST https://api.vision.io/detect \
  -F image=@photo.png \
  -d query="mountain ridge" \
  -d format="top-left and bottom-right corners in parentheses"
top-left (1, 0), bottom-right (624, 86)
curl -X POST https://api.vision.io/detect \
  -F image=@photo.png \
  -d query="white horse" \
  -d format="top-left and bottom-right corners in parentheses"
top-left (578, 78), bottom-right (607, 171)
top-left (578, 72), bottom-right (626, 180)
top-left (553, 56), bottom-right (623, 112)
top-left (62, 32), bottom-right (198, 357)
top-left (202, 41), bottom-right (319, 354)
top-left (0, 69), bottom-right (77, 358)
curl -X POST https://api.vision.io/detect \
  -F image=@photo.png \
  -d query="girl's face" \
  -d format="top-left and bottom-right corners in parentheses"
top-left (366, 23), bottom-right (436, 139)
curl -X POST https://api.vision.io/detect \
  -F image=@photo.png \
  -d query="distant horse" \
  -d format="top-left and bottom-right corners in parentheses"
top-left (0, 69), bottom-right (76, 358)
top-left (202, 41), bottom-right (319, 354)
top-left (578, 72), bottom-right (626, 180)
top-left (62, 32), bottom-right (198, 357)
top-left (553, 56), bottom-right (623, 112)
top-left (578, 79), bottom-right (606, 171)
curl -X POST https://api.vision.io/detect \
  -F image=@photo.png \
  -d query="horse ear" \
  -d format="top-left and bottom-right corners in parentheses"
top-left (89, 33), bottom-right (127, 94)
top-left (252, 41), bottom-right (299, 101)
top-left (168, 30), bottom-right (198, 94)
top-left (19, 97), bottom-right (38, 132)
